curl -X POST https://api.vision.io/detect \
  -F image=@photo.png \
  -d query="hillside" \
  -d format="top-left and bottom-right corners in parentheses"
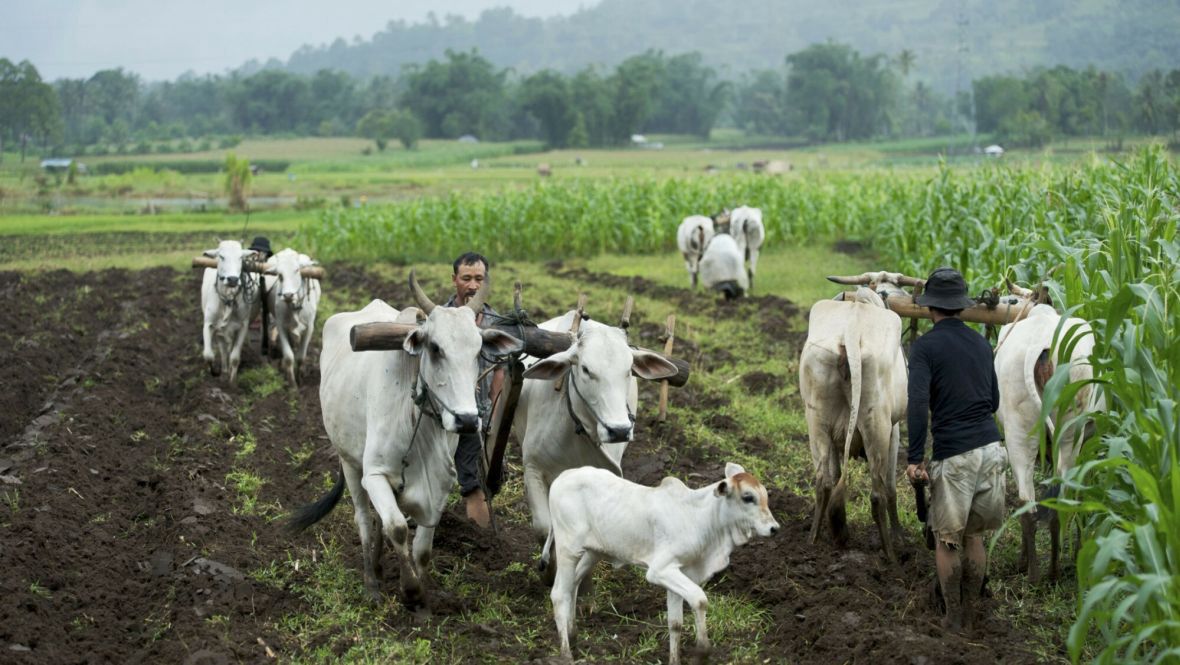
top-left (281, 0), bottom-right (1180, 93)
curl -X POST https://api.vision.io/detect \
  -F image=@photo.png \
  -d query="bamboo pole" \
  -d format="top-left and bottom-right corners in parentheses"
top-left (840, 292), bottom-right (1037, 326)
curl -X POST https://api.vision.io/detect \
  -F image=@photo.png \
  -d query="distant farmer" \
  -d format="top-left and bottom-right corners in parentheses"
top-left (905, 267), bottom-right (1006, 633)
top-left (247, 237), bottom-right (275, 352)
top-left (446, 252), bottom-right (506, 528)
top-left (248, 236), bottom-right (274, 262)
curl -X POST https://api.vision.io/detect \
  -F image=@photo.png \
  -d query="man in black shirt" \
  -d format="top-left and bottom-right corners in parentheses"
top-left (906, 267), bottom-right (1007, 633)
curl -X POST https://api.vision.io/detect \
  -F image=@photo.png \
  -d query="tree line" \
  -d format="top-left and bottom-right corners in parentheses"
top-left (3, 43), bottom-right (1180, 161)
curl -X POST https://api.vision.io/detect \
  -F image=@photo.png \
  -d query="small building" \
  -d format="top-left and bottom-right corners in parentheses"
top-left (458, 134), bottom-right (480, 144)
top-left (984, 144), bottom-right (1004, 158)
top-left (40, 158), bottom-right (87, 174)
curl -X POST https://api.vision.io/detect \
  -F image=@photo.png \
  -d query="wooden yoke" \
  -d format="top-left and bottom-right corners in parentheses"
top-left (191, 256), bottom-right (325, 280)
top-left (841, 291), bottom-right (1038, 326)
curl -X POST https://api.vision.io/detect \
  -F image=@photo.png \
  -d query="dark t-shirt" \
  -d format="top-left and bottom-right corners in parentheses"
top-left (906, 317), bottom-right (1002, 464)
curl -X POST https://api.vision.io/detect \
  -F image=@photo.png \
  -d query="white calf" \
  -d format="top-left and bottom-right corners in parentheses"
top-left (545, 463), bottom-right (779, 665)
top-left (264, 248), bottom-right (321, 386)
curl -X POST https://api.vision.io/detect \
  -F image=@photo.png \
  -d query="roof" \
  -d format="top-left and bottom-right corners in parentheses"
top-left (40, 158), bottom-right (74, 168)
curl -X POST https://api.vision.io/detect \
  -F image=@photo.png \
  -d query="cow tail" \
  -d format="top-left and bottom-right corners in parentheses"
top-left (285, 465), bottom-right (346, 535)
top-left (1023, 339), bottom-right (1053, 442)
top-left (538, 528), bottom-right (555, 572)
top-left (831, 320), bottom-right (863, 507)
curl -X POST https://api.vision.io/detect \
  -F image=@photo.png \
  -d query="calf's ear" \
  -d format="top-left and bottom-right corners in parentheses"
top-left (203, 248), bottom-right (218, 258)
top-left (725, 462), bottom-right (746, 477)
top-left (715, 480), bottom-right (729, 497)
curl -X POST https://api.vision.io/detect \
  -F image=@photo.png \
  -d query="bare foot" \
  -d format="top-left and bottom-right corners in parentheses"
top-left (465, 490), bottom-right (491, 528)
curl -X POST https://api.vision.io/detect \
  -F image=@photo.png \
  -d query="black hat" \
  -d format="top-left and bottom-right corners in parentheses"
top-left (248, 236), bottom-right (272, 257)
top-left (915, 267), bottom-right (975, 310)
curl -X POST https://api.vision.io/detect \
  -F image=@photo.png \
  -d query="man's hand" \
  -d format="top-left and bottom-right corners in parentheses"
top-left (906, 462), bottom-right (928, 484)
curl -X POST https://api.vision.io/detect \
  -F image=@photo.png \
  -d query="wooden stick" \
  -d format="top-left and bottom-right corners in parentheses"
top-left (658, 314), bottom-right (676, 422)
top-left (557, 294), bottom-right (589, 392)
top-left (619, 296), bottom-right (634, 330)
top-left (513, 281), bottom-right (523, 312)
top-left (841, 291), bottom-right (1038, 326)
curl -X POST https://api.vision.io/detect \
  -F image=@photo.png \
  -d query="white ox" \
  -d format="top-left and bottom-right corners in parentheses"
top-left (287, 276), bottom-right (523, 606)
top-left (994, 303), bottom-right (1102, 583)
top-left (698, 233), bottom-right (748, 299)
top-left (676, 215), bottom-right (715, 288)
top-left (264, 248), bottom-right (321, 387)
top-left (201, 239), bottom-right (266, 383)
top-left (728, 205), bottom-right (765, 291)
top-left (544, 463), bottom-right (779, 665)
top-left (514, 312), bottom-right (677, 566)
top-left (800, 282), bottom-right (908, 561)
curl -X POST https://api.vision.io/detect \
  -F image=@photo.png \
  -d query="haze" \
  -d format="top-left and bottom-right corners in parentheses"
top-left (1, 0), bottom-right (591, 81)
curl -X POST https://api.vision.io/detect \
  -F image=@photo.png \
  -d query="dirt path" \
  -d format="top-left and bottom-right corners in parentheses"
top-left (0, 266), bottom-right (1049, 664)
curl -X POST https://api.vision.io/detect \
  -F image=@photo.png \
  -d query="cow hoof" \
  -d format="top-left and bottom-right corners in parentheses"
top-left (208, 363), bottom-right (220, 377)
top-left (689, 645), bottom-right (713, 665)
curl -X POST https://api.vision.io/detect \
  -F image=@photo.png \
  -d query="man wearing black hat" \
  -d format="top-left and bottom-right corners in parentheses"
top-left (248, 236), bottom-right (273, 261)
top-left (247, 237), bottom-right (275, 348)
top-left (905, 267), bottom-right (1006, 634)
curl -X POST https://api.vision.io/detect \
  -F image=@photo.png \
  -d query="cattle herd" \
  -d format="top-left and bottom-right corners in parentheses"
top-left (194, 211), bottom-right (1097, 663)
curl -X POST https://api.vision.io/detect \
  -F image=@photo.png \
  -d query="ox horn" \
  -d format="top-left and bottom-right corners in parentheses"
top-left (466, 275), bottom-right (490, 314)
top-left (1006, 278), bottom-right (1034, 298)
top-left (619, 295), bottom-right (634, 330)
top-left (408, 269), bottom-right (436, 315)
top-left (827, 273), bottom-right (875, 285)
top-left (891, 273), bottom-right (926, 287)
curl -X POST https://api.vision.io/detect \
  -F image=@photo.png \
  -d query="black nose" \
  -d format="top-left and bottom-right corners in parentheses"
top-left (605, 425), bottom-right (632, 443)
top-left (225, 276), bottom-right (239, 287)
top-left (455, 413), bottom-right (479, 434)
top-left (770, 525), bottom-right (779, 535)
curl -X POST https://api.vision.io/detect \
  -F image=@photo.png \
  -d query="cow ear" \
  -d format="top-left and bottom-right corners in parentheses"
top-left (725, 462), bottom-right (746, 478)
top-left (522, 354), bottom-right (572, 380)
top-left (631, 349), bottom-right (677, 381)
top-left (715, 480), bottom-right (729, 496)
top-left (404, 328), bottom-right (426, 356)
top-left (481, 329), bottom-right (524, 357)
top-left (203, 248), bottom-right (218, 258)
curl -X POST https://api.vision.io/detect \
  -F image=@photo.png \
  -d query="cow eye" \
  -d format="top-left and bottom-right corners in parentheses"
top-left (428, 342), bottom-right (442, 357)
top-left (581, 366), bottom-right (591, 377)
top-left (742, 494), bottom-right (756, 504)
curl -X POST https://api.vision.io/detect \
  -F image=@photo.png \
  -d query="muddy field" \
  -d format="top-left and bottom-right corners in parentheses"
top-left (0, 265), bottom-right (1053, 664)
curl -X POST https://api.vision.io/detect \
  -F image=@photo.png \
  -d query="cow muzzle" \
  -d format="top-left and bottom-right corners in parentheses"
top-left (223, 275), bottom-right (240, 288)
top-left (757, 515), bottom-right (781, 537)
top-left (450, 412), bottom-right (480, 435)
top-left (601, 424), bottom-right (633, 444)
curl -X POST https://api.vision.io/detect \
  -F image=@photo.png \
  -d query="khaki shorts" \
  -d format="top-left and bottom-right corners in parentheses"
top-left (928, 442), bottom-right (1007, 547)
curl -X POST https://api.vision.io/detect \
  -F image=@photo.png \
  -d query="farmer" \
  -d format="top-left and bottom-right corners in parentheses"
top-left (445, 251), bottom-right (507, 529)
top-left (905, 266), bottom-right (1006, 633)
top-left (246, 237), bottom-right (276, 350)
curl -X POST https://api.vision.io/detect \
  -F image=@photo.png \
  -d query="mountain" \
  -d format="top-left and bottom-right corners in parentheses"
top-left (282, 0), bottom-right (1180, 92)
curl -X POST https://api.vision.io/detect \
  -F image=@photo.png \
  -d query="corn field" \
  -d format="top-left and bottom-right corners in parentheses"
top-left (302, 148), bottom-right (1179, 662)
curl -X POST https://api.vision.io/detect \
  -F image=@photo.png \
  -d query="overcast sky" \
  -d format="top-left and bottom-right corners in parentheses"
top-left (2, 0), bottom-right (591, 81)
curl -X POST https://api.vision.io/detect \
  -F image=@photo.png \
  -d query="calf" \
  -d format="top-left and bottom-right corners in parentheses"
top-left (264, 248), bottom-right (321, 387)
top-left (200, 239), bottom-right (264, 383)
top-left (545, 463), bottom-right (779, 665)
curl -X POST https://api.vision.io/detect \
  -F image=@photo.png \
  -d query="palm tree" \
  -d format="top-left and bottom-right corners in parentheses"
top-left (894, 49), bottom-right (917, 79)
